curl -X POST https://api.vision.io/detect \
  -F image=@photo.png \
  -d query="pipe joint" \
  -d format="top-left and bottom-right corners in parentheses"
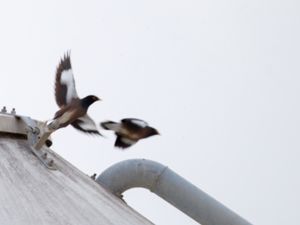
top-left (96, 159), bottom-right (251, 225)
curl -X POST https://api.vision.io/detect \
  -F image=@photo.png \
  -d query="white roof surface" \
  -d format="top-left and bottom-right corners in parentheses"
top-left (0, 134), bottom-right (153, 225)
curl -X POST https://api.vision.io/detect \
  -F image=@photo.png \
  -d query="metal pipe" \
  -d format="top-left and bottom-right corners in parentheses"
top-left (96, 159), bottom-right (252, 225)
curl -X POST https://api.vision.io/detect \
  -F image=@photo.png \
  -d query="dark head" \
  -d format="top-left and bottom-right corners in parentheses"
top-left (81, 95), bottom-right (100, 109)
top-left (146, 127), bottom-right (160, 138)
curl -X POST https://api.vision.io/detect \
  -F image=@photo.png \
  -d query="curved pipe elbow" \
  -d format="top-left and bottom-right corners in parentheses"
top-left (96, 159), bottom-right (168, 196)
top-left (96, 159), bottom-right (252, 225)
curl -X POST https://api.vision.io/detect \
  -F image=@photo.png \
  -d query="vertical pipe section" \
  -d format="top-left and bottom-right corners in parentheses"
top-left (96, 159), bottom-right (251, 225)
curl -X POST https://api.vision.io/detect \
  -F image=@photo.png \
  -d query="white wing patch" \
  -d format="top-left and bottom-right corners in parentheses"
top-left (77, 114), bottom-right (98, 131)
top-left (121, 137), bottom-right (137, 145)
top-left (60, 69), bottom-right (79, 104)
top-left (130, 119), bottom-right (148, 128)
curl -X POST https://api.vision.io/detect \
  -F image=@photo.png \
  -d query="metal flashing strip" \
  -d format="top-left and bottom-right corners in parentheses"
top-left (0, 107), bottom-right (56, 170)
top-left (20, 116), bottom-right (57, 170)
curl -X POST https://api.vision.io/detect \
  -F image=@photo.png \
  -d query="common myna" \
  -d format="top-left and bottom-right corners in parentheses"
top-left (49, 53), bottom-right (101, 135)
top-left (101, 118), bottom-right (159, 149)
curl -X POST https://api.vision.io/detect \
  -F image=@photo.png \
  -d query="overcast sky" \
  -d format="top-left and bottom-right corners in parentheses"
top-left (0, 0), bottom-right (299, 224)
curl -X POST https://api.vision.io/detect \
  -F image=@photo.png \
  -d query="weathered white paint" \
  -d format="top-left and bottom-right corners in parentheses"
top-left (0, 135), bottom-right (153, 225)
top-left (0, 113), bottom-right (30, 135)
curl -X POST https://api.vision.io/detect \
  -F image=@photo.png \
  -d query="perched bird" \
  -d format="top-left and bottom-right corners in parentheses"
top-left (100, 118), bottom-right (159, 149)
top-left (49, 53), bottom-right (101, 135)
top-left (90, 173), bottom-right (97, 180)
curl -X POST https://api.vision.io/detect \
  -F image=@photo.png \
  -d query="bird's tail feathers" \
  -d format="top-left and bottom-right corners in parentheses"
top-left (100, 121), bottom-right (120, 131)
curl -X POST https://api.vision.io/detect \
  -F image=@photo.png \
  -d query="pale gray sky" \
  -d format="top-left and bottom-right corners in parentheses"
top-left (0, 0), bottom-right (299, 224)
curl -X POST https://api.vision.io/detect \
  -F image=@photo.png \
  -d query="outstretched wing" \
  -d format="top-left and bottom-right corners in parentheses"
top-left (55, 52), bottom-right (79, 107)
top-left (71, 114), bottom-right (101, 135)
top-left (121, 118), bottom-right (148, 132)
top-left (115, 136), bottom-right (137, 149)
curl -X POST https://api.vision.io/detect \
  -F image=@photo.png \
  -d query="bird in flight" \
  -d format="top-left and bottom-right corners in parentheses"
top-left (100, 118), bottom-right (159, 149)
top-left (49, 52), bottom-right (101, 135)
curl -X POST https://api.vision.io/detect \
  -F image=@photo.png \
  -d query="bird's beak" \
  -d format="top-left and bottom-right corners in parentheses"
top-left (94, 96), bottom-right (101, 101)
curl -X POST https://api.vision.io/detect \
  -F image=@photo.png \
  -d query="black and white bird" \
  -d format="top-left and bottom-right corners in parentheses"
top-left (100, 118), bottom-right (159, 149)
top-left (49, 53), bottom-right (101, 135)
